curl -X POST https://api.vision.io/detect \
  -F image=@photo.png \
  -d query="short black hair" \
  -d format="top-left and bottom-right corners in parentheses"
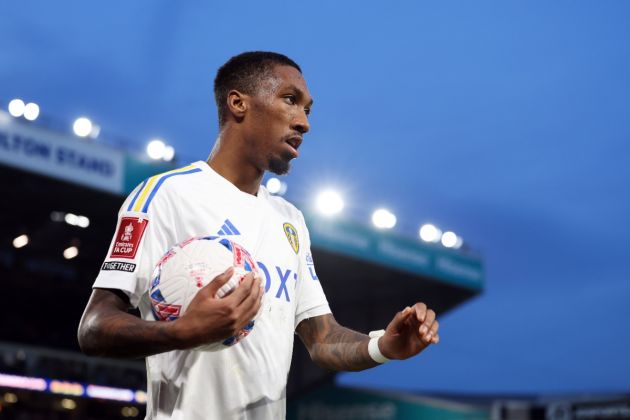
top-left (214, 51), bottom-right (302, 126)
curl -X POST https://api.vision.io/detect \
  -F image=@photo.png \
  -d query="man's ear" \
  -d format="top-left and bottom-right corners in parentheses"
top-left (226, 90), bottom-right (248, 122)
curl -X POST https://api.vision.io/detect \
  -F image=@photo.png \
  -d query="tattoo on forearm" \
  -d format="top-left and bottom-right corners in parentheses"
top-left (98, 313), bottom-right (176, 358)
top-left (298, 315), bottom-right (378, 372)
top-left (79, 289), bottom-right (180, 359)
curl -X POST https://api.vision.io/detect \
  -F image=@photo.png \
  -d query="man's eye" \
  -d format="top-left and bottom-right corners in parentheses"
top-left (284, 95), bottom-right (296, 105)
top-left (305, 107), bottom-right (311, 116)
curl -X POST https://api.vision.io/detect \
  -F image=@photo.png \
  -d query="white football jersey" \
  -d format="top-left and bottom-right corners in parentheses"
top-left (93, 161), bottom-right (331, 420)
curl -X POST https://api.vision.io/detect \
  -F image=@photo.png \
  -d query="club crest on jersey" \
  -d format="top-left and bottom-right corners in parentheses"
top-left (283, 222), bottom-right (299, 254)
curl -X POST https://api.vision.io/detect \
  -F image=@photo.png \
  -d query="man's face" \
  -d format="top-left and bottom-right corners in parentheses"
top-left (244, 65), bottom-right (313, 175)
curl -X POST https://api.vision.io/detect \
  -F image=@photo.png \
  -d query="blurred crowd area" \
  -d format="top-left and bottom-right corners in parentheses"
top-left (0, 344), bottom-right (147, 419)
top-left (0, 344), bottom-right (146, 391)
top-left (0, 260), bottom-right (151, 418)
top-left (0, 389), bottom-right (145, 419)
top-left (0, 257), bottom-right (101, 352)
top-left (0, 256), bottom-right (147, 391)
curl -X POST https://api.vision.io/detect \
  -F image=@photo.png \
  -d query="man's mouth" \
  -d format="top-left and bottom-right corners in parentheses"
top-left (285, 136), bottom-right (302, 157)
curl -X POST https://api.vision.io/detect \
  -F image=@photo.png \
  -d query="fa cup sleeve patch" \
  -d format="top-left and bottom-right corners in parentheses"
top-left (109, 217), bottom-right (148, 259)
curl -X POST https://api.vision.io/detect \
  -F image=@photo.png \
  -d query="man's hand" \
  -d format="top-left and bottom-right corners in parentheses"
top-left (296, 304), bottom-right (439, 372)
top-left (78, 267), bottom-right (263, 358)
top-left (378, 303), bottom-right (439, 360)
top-left (174, 268), bottom-right (264, 348)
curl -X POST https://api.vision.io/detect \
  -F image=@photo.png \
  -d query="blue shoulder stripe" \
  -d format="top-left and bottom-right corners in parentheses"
top-left (141, 168), bottom-right (202, 213)
top-left (127, 179), bottom-right (147, 212)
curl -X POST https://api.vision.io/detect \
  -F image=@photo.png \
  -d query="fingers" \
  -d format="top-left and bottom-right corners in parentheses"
top-left (412, 303), bottom-right (428, 324)
top-left (237, 273), bottom-right (262, 308)
top-left (386, 306), bottom-right (413, 333)
top-left (430, 320), bottom-right (440, 344)
top-left (225, 272), bottom-right (259, 305)
top-left (230, 273), bottom-right (263, 332)
top-left (419, 307), bottom-right (435, 338)
top-left (239, 279), bottom-right (263, 322)
top-left (205, 267), bottom-right (234, 295)
top-left (408, 303), bottom-right (438, 345)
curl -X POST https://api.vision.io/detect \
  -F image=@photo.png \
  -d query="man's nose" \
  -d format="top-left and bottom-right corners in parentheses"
top-left (292, 110), bottom-right (310, 134)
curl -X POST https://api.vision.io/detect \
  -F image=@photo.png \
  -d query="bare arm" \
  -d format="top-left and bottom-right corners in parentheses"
top-left (296, 304), bottom-right (440, 372)
top-left (296, 314), bottom-right (377, 371)
top-left (77, 269), bottom-right (263, 359)
top-left (78, 288), bottom-right (182, 358)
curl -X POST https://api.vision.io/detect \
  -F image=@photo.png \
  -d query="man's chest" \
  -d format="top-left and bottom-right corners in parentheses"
top-left (169, 196), bottom-right (303, 307)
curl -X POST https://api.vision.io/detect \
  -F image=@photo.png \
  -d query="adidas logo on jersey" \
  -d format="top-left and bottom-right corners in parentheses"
top-left (217, 219), bottom-right (240, 236)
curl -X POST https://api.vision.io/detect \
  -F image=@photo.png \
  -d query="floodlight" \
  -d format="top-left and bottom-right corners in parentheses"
top-left (90, 124), bottom-right (101, 139)
top-left (8, 99), bottom-right (25, 117)
top-left (441, 231), bottom-right (458, 248)
top-left (266, 177), bottom-right (287, 195)
top-left (146, 139), bottom-right (166, 160)
top-left (266, 177), bottom-right (281, 194)
top-left (419, 223), bottom-right (441, 242)
top-left (371, 208), bottom-right (397, 229)
top-left (163, 145), bottom-right (175, 162)
top-left (73, 117), bottom-right (93, 137)
top-left (316, 190), bottom-right (344, 216)
top-left (23, 102), bottom-right (40, 121)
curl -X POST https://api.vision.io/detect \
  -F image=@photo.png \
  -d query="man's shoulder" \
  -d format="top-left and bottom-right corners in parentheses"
top-left (126, 163), bottom-right (206, 214)
top-left (265, 190), bottom-right (305, 223)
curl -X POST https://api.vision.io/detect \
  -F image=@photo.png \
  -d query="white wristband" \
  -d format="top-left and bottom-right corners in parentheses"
top-left (368, 329), bottom-right (390, 364)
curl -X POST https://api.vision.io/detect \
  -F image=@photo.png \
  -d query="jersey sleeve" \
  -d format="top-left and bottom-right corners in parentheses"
top-left (294, 212), bottom-right (331, 329)
top-left (92, 182), bottom-right (172, 308)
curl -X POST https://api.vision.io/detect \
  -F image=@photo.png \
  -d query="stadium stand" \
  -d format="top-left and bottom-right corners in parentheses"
top-left (0, 110), bottom-right (491, 418)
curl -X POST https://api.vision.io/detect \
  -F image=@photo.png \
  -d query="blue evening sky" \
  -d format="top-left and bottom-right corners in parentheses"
top-left (1, 1), bottom-right (629, 394)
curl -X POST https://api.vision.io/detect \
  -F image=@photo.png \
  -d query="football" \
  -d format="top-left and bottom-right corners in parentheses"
top-left (149, 235), bottom-right (262, 351)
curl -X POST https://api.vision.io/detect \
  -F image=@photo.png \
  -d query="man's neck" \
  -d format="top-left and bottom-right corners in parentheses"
top-left (207, 134), bottom-right (263, 196)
